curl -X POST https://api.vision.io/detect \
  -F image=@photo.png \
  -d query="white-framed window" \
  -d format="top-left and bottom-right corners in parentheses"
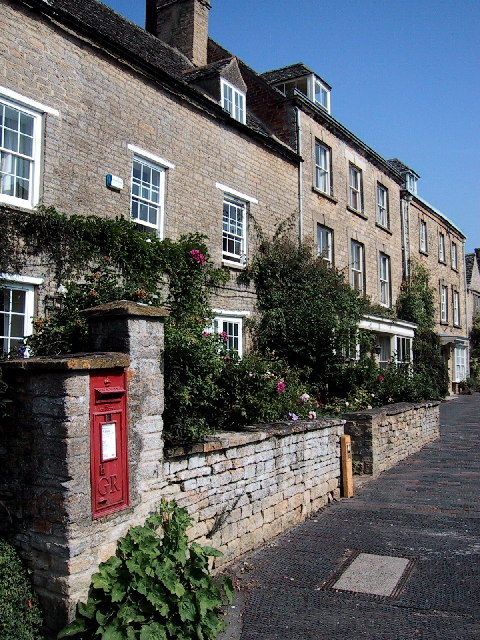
top-left (348, 164), bottom-right (363, 212)
top-left (376, 183), bottom-right (389, 228)
top-left (439, 233), bottom-right (445, 262)
top-left (350, 240), bottom-right (364, 294)
top-left (441, 284), bottom-right (448, 323)
top-left (314, 78), bottom-right (330, 112)
top-left (454, 345), bottom-right (466, 382)
top-left (379, 253), bottom-right (391, 307)
top-left (0, 97), bottom-right (44, 208)
top-left (405, 172), bottom-right (417, 195)
top-left (451, 241), bottom-right (458, 270)
top-left (0, 275), bottom-right (42, 355)
top-left (221, 79), bottom-right (246, 124)
top-left (314, 141), bottom-right (331, 195)
top-left (453, 291), bottom-right (460, 326)
top-left (130, 155), bottom-right (165, 236)
top-left (378, 335), bottom-right (392, 369)
top-left (222, 195), bottom-right (247, 265)
top-left (212, 313), bottom-right (247, 357)
top-left (420, 220), bottom-right (428, 253)
top-left (396, 336), bottom-right (412, 368)
top-left (317, 224), bottom-right (333, 265)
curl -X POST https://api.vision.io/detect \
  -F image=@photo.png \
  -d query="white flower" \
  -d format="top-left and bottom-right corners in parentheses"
top-left (300, 393), bottom-right (310, 402)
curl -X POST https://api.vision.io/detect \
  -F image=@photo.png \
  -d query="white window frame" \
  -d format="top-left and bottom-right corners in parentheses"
top-left (396, 336), bottom-right (412, 367)
top-left (350, 240), bottom-right (365, 294)
top-left (453, 290), bottom-right (460, 326)
top-left (376, 183), bottom-right (389, 228)
top-left (0, 91), bottom-right (51, 209)
top-left (454, 345), bottom-right (466, 382)
top-left (211, 310), bottom-right (250, 358)
top-left (129, 147), bottom-right (169, 237)
top-left (405, 173), bottom-right (417, 195)
top-left (439, 233), bottom-right (445, 262)
top-left (451, 241), bottom-right (458, 270)
top-left (348, 164), bottom-right (363, 212)
top-left (378, 335), bottom-right (392, 369)
top-left (379, 253), bottom-right (391, 307)
top-left (313, 78), bottom-right (330, 112)
top-left (217, 184), bottom-right (257, 267)
top-left (314, 141), bottom-right (331, 195)
top-left (0, 274), bottom-right (43, 355)
top-left (221, 79), bottom-right (246, 124)
top-left (420, 220), bottom-right (428, 253)
top-left (441, 284), bottom-right (448, 323)
top-left (222, 194), bottom-right (247, 266)
top-left (317, 224), bottom-right (333, 265)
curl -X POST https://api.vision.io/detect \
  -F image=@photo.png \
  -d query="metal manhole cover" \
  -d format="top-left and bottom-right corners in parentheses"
top-left (322, 551), bottom-right (415, 598)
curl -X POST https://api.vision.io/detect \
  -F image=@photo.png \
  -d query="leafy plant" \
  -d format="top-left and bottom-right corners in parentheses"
top-left (0, 538), bottom-right (44, 640)
top-left (241, 236), bottom-right (368, 394)
top-left (0, 367), bottom-right (11, 416)
top-left (58, 501), bottom-right (232, 640)
top-left (396, 260), bottom-right (449, 398)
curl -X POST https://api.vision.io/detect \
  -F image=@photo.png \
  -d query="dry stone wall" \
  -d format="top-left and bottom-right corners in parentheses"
top-left (343, 401), bottom-right (440, 476)
top-left (162, 421), bottom-right (344, 566)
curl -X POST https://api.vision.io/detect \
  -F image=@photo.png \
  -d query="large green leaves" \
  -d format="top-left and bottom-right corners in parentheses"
top-left (57, 501), bottom-right (230, 640)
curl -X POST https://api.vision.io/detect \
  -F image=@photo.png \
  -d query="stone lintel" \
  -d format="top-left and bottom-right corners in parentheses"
top-left (82, 300), bottom-right (170, 320)
top-left (1, 352), bottom-right (130, 372)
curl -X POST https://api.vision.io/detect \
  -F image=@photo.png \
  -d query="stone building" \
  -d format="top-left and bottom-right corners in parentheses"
top-left (0, 0), bottom-right (468, 385)
top-left (466, 249), bottom-right (480, 352)
top-left (388, 160), bottom-right (469, 390)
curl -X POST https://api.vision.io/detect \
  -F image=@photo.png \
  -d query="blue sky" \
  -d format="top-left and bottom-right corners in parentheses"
top-left (102, 0), bottom-right (479, 252)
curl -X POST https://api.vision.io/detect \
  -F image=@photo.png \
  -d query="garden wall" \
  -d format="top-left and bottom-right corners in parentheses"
top-left (162, 420), bottom-right (344, 566)
top-left (343, 401), bottom-right (440, 476)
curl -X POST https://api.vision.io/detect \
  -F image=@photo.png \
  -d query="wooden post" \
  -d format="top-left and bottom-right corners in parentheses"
top-left (341, 434), bottom-right (354, 498)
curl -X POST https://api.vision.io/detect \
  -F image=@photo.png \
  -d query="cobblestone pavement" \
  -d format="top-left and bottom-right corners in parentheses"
top-left (219, 395), bottom-right (480, 640)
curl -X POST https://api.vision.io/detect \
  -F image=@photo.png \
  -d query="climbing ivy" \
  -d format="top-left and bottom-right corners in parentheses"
top-left (396, 260), bottom-right (449, 397)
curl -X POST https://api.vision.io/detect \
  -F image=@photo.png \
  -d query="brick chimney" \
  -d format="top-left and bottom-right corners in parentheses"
top-left (146, 0), bottom-right (211, 67)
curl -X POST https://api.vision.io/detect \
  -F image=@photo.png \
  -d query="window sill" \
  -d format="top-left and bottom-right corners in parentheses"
top-left (347, 206), bottom-right (367, 220)
top-left (440, 321), bottom-right (449, 326)
top-left (451, 267), bottom-right (458, 273)
top-left (312, 187), bottom-right (338, 204)
top-left (419, 250), bottom-right (429, 256)
top-left (375, 223), bottom-right (392, 235)
top-left (222, 259), bottom-right (246, 270)
top-left (438, 260), bottom-right (446, 265)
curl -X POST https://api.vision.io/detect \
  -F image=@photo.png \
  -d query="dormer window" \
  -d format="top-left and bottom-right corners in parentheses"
top-left (314, 79), bottom-right (330, 112)
top-left (405, 172), bottom-right (418, 195)
top-left (221, 79), bottom-right (245, 124)
top-left (272, 74), bottom-right (331, 113)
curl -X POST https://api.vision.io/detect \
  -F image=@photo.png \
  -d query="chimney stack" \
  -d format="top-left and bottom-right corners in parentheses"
top-left (146, 0), bottom-right (211, 67)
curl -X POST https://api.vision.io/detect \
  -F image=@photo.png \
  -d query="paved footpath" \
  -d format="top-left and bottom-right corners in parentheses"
top-left (219, 395), bottom-right (480, 640)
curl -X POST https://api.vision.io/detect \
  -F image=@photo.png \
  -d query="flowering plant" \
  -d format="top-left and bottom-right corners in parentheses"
top-left (189, 249), bottom-right (206, 266)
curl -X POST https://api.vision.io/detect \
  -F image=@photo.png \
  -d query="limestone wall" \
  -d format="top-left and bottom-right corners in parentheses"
top-left (162, 420), bottom-right (344, 567)
top-left (343, 401), bottom-right (440, 476)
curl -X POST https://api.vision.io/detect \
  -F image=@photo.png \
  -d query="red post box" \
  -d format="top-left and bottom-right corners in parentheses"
top-left (90, 370), bottom-right (129, 518)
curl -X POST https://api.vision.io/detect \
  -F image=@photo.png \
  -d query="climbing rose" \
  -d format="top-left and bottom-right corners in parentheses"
top-left (308, 411), bottom-right (317, 420)
top-left (300, 393), bottom-right (310, 403)
top-left (220, 331), bottom-right (229, 342)
top-left (378, 375), bottom-right (385, 382)
top-left (277, 381), bottom-right (286, 393)
top-left (189, 249), bottom-right (206, 265)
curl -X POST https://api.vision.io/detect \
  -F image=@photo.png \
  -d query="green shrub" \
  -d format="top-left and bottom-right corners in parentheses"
top-left (0, 538), bottom-right (43, 640)
top-left (241, 237), bottom-right (366, 389)
top-left (58, 501), bottom-right (232, 640)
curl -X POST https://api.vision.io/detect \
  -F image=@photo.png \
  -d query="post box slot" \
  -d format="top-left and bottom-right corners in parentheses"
top-left (95, 387), bottom-right (125, 404)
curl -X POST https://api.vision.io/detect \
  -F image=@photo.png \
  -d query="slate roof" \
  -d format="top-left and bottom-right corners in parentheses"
top-left (262, 63), bottom-right (332, 90)
top-left (466, 253), bottom-right (474, 286)
top-left (388, 158), bottom-right (421, 179)
top-left (18, 0), bottom-right (297, 157)
top-left (182, 58), bottom-right (235, 83)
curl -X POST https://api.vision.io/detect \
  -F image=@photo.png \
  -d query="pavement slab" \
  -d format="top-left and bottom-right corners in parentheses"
top-left (219, 394), bottom-right (480, 640)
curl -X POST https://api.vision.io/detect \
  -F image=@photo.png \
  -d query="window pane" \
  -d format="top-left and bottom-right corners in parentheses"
top-left (11, 289), bottom-right (26, 314)
top-left (0, 288), bottom-right (10, 312)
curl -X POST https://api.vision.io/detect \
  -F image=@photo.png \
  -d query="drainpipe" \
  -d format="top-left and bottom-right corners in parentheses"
top-left (295, 106), bottom-right (303, 245)
top-left (400, 191), bottom-right (412, 279)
